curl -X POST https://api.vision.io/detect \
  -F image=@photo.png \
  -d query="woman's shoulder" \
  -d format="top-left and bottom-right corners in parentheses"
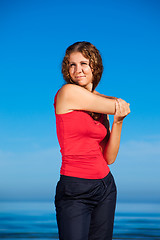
top-left (56, 84), bottom-right (71, 97)
top-left (56, 84), bottom-right (88, 102)
top-left (58, 83), bottom-right (83, 95)
top-left (55, 84), bottom-right (83, 114)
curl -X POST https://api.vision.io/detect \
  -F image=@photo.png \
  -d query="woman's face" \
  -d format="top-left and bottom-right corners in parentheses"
top-left (68, 52), bottom-right (93, 91)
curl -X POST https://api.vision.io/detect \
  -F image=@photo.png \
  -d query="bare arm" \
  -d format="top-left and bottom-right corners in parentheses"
top-left (56, 84), bottom-right (117, 115)
top-left (103, 121), bottom-right (123, 165)
top-left (93, 90), bottom-right (118, 100)
top-left (103, 99), bottom-right (131, 164)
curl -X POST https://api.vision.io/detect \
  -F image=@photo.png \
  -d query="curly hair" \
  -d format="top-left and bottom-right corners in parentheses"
top-left (62, 41), bottom-right (103, 92)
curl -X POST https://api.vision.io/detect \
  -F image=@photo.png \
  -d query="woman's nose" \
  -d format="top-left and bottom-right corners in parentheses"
top-left (75, 64), bottom-right (82, 73)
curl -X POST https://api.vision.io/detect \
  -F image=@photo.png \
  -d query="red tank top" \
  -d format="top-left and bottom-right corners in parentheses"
top-left (54, 90), bottom-right (110, 179)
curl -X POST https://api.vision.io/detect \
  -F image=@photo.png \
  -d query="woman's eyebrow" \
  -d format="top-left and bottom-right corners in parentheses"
top-left (69, 60), bottom-right (89, 64)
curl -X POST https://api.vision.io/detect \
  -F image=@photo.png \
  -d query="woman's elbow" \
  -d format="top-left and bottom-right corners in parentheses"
top-left (104, 154), bottom-right (117, 165)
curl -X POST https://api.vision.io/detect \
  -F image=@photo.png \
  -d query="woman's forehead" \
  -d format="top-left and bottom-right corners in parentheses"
top-left (69, 52), bottom-right (89, 62)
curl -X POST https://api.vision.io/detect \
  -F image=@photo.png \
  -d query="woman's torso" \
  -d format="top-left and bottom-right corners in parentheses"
top-left (54, 90), bottom-right (110, 179)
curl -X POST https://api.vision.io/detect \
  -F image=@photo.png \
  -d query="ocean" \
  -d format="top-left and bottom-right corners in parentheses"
top-left (0, 201), bottom-right (160, 239)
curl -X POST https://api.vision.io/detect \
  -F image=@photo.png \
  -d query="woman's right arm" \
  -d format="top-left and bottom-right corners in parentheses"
top-left (56, 84), bottom-right (117, 115)
top-left (93, 90), bottom-right (118, 100)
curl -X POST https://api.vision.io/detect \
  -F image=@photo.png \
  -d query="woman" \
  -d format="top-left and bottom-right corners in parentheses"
top-left (54, 41), bottom-right (130, 240)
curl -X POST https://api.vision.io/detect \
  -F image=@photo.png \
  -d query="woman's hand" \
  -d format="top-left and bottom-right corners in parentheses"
top-left (114, 99), bottom-right (130, 124)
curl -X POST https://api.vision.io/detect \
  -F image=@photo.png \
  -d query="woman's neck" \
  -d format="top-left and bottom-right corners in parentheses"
top-left (84, 82), bottom-right (93, 92)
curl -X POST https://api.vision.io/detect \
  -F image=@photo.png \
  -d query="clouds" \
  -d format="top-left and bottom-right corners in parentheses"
top-left (0, 147), bottom-right (61, 201)
top-left (120, 139), bottom-right (160, 158)
top-left (110, 138), bottom-right (160, 202)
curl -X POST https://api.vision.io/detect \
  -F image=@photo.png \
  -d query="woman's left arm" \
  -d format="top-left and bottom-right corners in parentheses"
top-left (103, 99), bottom-right (130, 165)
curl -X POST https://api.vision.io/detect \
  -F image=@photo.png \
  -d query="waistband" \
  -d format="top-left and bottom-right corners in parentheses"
top-left (60, 171), bottom-right (112, 183)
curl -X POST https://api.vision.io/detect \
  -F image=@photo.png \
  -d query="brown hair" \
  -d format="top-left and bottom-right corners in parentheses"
top-left (62, 41), bottom-right (103, 92)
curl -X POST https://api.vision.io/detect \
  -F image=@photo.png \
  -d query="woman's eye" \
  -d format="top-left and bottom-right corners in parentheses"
top-left (70, 63), bottom-right (75, 67)
top-left (81, 62), bottom-right (87, 65)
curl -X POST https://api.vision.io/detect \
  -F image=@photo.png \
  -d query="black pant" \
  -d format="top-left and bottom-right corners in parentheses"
top-left (55, 172), bottom-right (117, 240)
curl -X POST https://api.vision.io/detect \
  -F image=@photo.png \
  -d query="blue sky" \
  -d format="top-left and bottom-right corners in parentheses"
top-left (0, 0), bottom-right (160, 202)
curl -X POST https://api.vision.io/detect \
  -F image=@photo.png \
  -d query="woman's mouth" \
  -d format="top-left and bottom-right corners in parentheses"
top-left (75, 76), bottom-right (85, 79)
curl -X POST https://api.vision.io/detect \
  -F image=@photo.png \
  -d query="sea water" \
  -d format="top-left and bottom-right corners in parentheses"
top-left (0, 201), bottom-right (160, 239)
